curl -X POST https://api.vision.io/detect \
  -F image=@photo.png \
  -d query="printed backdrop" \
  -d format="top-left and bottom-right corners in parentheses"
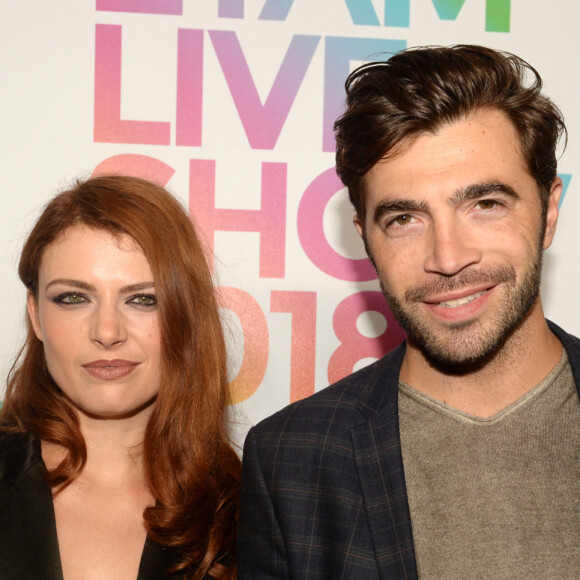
top-left (1, 0), bottom-right (579, 445)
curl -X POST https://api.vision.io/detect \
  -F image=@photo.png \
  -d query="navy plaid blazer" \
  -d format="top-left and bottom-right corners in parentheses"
top-left (238, 321), bottom-right (580, 579)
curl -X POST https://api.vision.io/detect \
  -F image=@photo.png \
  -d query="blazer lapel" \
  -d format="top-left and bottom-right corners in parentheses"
top-left (549, 320), bottom-right (580, 396)
top-left (0, 432), bottom-right (64, 580)
top-left (349, 320), bottom-right (580, 580)
top-left (137, 539), bottom-right (176, 579)
top-left (351, 345), bottom-right (418, 580)
top-left (137, 538), bottom-right (200, 579)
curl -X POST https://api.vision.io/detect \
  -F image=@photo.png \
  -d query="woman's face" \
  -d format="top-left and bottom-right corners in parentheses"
top-left (27, 225), bottom-right (161, 421)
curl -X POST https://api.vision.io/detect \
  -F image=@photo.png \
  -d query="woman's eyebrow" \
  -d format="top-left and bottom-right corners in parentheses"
top-left (44, 279), bottom-right (155, 293)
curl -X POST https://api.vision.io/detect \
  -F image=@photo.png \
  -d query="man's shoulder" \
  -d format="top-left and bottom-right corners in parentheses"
top-left (549, 320), bottom-right (580, 357)
top-left (249, 343), bottom-right (405, 444)
top-left (548, 320), bottom-right (580, 388)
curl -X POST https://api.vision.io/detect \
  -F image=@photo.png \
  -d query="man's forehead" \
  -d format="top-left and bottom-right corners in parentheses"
top-left (361, 109), bottom-right (533, 209)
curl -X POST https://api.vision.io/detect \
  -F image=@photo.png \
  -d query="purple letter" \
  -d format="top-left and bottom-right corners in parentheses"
top-left (210, 30), bottom-right (320, 150)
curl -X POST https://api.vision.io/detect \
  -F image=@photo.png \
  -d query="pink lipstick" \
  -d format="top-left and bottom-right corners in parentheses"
top-left (82, 360), bottom-right (139, 380)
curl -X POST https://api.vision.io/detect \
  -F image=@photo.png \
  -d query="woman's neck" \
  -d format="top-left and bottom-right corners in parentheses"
top-left (42, 407), bottom-right (153, 488)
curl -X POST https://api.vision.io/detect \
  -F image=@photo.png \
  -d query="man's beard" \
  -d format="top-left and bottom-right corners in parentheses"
top-left (379, 246), bottom-right (544, 375)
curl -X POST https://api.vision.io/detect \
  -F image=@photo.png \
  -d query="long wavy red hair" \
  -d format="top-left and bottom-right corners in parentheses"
top-left (1, 174), bottom-right (240, 579)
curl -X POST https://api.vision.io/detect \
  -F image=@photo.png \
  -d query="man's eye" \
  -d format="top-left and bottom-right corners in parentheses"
top-left (477, 200), bottom-right (497, 210)
top-left (393, 214), bottom-right (413, 226)
top-left (130, 294), bottom-right (157, 307)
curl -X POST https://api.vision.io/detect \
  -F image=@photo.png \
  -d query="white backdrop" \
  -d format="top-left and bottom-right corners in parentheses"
top-left (1, 0), bottom-right (579, 446)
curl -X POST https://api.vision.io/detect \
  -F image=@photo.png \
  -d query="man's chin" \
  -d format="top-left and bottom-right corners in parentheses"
top-left (406, 307), bottom-right (533, 376)
top-left (415, 341), bottom-right (504, 376)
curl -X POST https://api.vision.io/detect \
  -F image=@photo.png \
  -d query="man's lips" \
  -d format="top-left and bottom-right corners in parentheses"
top-left (422, 286), bottom-right (495, 321)
top-left (423, 285), bottom-right (494, 308)
top-left (82, 360), bottom-right (140, 380)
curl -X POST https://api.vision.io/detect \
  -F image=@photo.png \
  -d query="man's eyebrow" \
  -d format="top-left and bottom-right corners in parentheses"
top-left (449, 182), bottom-right (520, 206)
top-left (373, 199), bottom-right (429, 224)
top-left (44, 279), bottom-right (155, 293)
top-left (371, 182), bottom-right (520, 224)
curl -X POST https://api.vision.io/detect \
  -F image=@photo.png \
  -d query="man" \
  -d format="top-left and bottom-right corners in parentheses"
top-left (238, 45), bottom-right (579, 579)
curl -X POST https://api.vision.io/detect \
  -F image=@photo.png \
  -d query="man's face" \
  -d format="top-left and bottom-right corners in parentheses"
top-left (355, 109), bottom-right (561, 371)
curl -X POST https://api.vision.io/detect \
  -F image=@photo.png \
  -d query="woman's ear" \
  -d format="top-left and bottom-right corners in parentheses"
top-left (26, 292), bottom-right (43, 341)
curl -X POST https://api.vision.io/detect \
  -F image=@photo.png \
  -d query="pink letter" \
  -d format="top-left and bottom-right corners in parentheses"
top-left (92, 154), bottom-right (176, 184)
top-left (94, 24), bottom-right (170, 145)
top-left (271, 291), bottom-right (317, 402)
top-left (323, 37), bottom-right (406, 151)
top-left (189, 159), bottom-right (286, 278)
top-left (209, 30), bottom-right (319, 149)
top-left (298, 168), bottom-right (375, 281)
top-left (328, 291), bottom-right (405, 383)
top-left (219, 286), bottom-right (269, 404)
top-left (218, 0), bottom-right (244, 18)
top-left (176, 29), bottom-right (204, 147)
top-left (96, 0), bottom-right (183, 15)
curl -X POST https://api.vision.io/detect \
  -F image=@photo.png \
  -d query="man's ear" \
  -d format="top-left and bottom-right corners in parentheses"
top-left (353, 214), bottom-right (364, 239)
top-left (353, 213), bottom-right (377, 270)
top-left (26, 292), bottom-right (43, 341)
top-left (543, 177), bottom-right (563, 250)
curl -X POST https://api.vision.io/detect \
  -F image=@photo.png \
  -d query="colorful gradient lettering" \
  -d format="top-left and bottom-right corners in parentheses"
top-left (271, 291), bottom-right (317, 402)
top-left (344, 0), bottom-right (510, 32)
top-left (210, 30), bottom-right (320, 150)
top-left (344, 0), bottom-right (381, 25)
top-left (92, 154), bottom-right (176, 184)
top-left (176, 29), bottom-right (204, 147)
top-left (485, 0), bottom-right (510, 31)
top-left (218, 0), bottom-right (244, 18)
top-left (386, 0), bottom-right (410, 27)
top-left (559, 173), bottom-right (572, 208)
top-left (432, 0), bottom-right (510, 31)
top-left (189, 159), bottom-right (287, 278)
top-left (96, 0), bottom-right (183, 15)
top-left (220, 286), bottom-right (269, 404)
top-left (94, 25), bottom-right (170, 144)
top-left (323, 36), bottom-right (407, 151)
top-left (298, 168), bottom-right (376, 281)
top-left (259, 0), bottom-right (294, 21)
top-left (328, 291), bottom-right (405, 383)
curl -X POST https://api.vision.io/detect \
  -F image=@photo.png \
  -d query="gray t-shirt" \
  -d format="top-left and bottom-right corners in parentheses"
top-left (399, 351), bottom-right (580, 579)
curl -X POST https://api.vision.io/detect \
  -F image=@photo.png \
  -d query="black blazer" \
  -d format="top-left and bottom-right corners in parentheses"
top-left (238, 321), bottom-right (580, 579)
top-left (0, 432), bottom-right (193, 579)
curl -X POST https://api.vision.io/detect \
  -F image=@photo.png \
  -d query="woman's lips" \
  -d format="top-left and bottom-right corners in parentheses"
top-left (82, 360), bottom-right (140, 380)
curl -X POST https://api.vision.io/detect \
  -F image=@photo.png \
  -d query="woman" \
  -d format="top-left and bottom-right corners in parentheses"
top-left (0, 175), bottom-right (240, 579)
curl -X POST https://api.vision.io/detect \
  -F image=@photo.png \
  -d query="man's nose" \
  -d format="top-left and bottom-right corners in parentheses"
top-left (423, 218), bottom-right (482, 276)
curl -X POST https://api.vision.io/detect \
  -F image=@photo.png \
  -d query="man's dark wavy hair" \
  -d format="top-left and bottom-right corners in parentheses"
top-left (334, 44), bottom-right (566, 219)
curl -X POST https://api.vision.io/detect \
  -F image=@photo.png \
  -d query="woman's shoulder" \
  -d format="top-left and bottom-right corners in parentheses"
top-left (0, 428), bottom-right (42, 483)
top-left (0, 426), bottom-right (34, 447)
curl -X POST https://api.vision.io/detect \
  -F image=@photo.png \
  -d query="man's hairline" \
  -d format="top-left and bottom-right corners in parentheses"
top-left (353, 107), bottom-right (548, 227)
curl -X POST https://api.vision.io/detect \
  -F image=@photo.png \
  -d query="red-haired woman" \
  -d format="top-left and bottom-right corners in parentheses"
top-left (0, 175), bottom-right (240, 579)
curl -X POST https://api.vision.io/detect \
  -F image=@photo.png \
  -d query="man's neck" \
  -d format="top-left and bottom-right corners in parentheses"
top-left (399, 303), bottom-right (563, 418)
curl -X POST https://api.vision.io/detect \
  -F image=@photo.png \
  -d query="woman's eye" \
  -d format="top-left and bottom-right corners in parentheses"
top-left (129, 294), bottom-right (156, 307)
top-left (54, 292), bottom-right (86, 305)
